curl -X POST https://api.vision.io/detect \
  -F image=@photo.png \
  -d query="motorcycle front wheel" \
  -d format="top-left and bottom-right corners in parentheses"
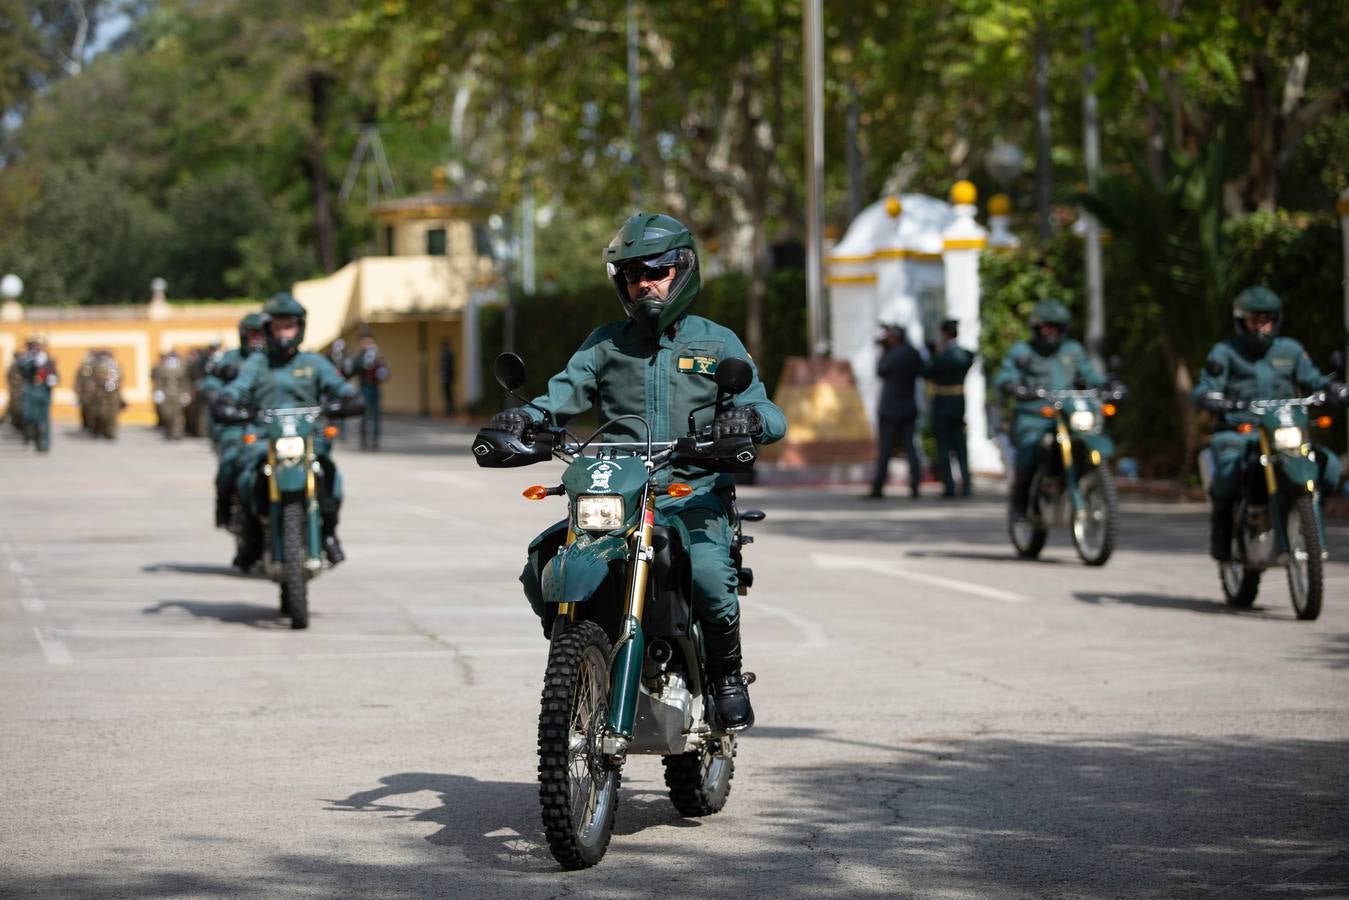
top-left (280, 499), bottom-right (309, 629)
top-left (1071, 468), bottom-right (1118, 566)
top-left (663, 738), bottom-right (735, 817)
top-left (1286, 494), bottom-right (1324, 621)
top-left (538, 620), bottom-right (619, 870)
top-left (1009, 474), bottom-right (1048, 559)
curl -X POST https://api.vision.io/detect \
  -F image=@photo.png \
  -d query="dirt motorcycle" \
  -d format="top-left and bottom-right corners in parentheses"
top-left (473, 352), bottom-right (764, 870)
top-left (1009, 386), bottom-right (1126, 566)
top-left (1200, 392), bottom-right (1337, 620)
top-left (233, 406), bottom-right (342, 629)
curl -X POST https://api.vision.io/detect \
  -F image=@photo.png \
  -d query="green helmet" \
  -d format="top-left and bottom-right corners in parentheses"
top-left (1029, 299), bottom-right (1071, 353)
top-left (603, 212), bottom-right (700, 335)
top-left (261, 291), bottom-right (306, 358)
top-left (238, 312), bottom-right (267, 354)
top-left (1232, 286), bottom-right (1281, 355)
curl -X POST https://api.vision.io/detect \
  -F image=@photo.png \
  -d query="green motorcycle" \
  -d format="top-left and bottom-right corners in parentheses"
top-left (1203, 392), bottom-right (1335, 620)
top-left (243, 406), bottom-right (337, 629)
top-left (473, 353), bottom-right (762, 870)
top-left (1009, 387), bottom-right (1125, 566)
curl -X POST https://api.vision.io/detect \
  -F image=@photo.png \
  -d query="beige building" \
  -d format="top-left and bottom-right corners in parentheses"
top-left (1, 177), bottom-right (503, 424)
top-left (298, 183), bottom-right (502, 415)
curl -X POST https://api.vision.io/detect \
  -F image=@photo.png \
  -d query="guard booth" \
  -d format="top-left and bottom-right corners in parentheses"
top-left (825, 182), bottom-right (1009, 475)
top-left (293, 172), bottom-right (503, 415)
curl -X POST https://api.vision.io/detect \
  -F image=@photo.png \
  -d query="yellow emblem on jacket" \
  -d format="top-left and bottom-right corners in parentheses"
top-left (677, 355), bottom-right (718, 375)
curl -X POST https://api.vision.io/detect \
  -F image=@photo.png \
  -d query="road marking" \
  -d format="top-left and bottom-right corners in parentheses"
top-left (33, 627), bottom-right (72, 664)
top-left (752, 601), bottom-right (828, 648)
top-left (3, 542), bottom-right (45, 613)
top-left (810, 552), bottom-right (1031, 604)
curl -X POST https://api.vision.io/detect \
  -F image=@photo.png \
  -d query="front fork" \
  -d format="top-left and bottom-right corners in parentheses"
top-left (266, 441), bottom-right (324, 565)
top-left (1260, 430), bottom-right (1329, 554)
top-left (1057, 421), bottom-right (1085, 512)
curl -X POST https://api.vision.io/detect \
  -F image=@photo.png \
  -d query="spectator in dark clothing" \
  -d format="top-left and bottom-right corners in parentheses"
top-left (865, 323), bottom-right (925, 499)
top-left (439, 339), bottom-right (456, 416)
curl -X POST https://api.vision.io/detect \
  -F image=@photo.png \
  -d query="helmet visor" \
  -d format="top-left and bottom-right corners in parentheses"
top-left (608, 248), bottom-right (693, 285)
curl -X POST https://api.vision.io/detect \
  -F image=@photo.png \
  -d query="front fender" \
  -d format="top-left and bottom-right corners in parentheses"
top-left (273, 460), bottom-right (309, 494)
top-left (1277, 452), bottom-right (1319, 490)
top-left (541, 532), bottom-right (629, 605)
top-left (1077, 431), bottom-right (1115, 461)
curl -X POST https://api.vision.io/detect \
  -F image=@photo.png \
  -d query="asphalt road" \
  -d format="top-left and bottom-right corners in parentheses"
top-left (3, 418), bottom-right (1348, 899)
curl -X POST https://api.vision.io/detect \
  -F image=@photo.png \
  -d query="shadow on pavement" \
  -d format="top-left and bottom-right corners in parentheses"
top-left (142, 599), bottom-right (282, 627)
top-left (1073, 589), bottom-right (1299, 619)
top-left (905, 548), bottom-right (1067, 565)
top-left (142, 562), bottom-right (249, 577)
top-left (7, 735), bottom-right (1348, 897)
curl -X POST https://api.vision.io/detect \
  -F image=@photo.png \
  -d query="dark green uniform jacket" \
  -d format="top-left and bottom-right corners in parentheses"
top-left (524, 315), bottom-right (787, 491)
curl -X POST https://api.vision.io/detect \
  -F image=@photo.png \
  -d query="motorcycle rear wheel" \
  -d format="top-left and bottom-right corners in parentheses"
top-left (1071, 469), bottom-right (1118, 566)
top-left (280, 500), bottom-right (309, 629)
top-left (538, 620), bottom-right (619, 870)
top-left (1286, 495), bottom-right (1324, 621)
top-left (663, 738), bottom-right (735, 817)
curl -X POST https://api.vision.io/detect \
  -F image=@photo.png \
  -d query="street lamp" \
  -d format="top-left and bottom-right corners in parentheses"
top-left (1, 273), bottom-right (22, 301)
top-left (984, 140), bottom-right (1025, 191)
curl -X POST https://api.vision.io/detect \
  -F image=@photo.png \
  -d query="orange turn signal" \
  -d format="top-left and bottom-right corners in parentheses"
top-left (323, 425), bottom-right (339, 439)
top-left (522, 485), bottom-right (550, 501)
top-left (1314, 415), bottom-right (1333, 429)
top-left (1102, 403), bottom-right (1117, 417)
top-left (1237, 423), bottom-right (1255, 434)
top-left (242, 433), bottom-right (258, 444)
top-left (1039, 406), bottom-right (1055, 418)
top-left (667, 483), bottom-right (694, 498)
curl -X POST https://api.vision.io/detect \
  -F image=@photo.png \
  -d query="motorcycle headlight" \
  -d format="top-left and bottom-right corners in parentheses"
top-left (1273, 426), bottom-right (1305, 451)
top-left (1069, 410), bottom-right (1097, 432)
top-left (274, 435), bottom-right (306, 461)
top-left (575, 495), bottom-right (625, 531)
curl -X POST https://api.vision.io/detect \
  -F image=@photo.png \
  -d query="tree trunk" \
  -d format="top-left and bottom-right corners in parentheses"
top-left (303, 68), bottom-right (338, 274)
top-left (1161, 332), bottom-right (1200, 475)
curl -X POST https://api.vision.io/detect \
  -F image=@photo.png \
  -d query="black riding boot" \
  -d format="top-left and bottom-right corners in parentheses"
top-left (1010, 470), bottom-right (1033, 520)
top-left (321, 509), bottom-right (345, 566)
top-left (214, 486), bottom-right (231, 529)
top-left (233, 516), bottom-right (262, 572)
top-left (1209, 500), bottom-right (1234, 562)
top-left (701, 613), bottom-right (755, 731)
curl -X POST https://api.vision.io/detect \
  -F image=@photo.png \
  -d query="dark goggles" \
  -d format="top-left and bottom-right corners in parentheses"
top-left (609, 249), bottom-right (685, 284)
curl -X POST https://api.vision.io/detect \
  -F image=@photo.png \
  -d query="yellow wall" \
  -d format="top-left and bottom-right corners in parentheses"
top-left (1, 304), bottom-right (256, 424)
top-left (332, 318), bottom-right (464, 416)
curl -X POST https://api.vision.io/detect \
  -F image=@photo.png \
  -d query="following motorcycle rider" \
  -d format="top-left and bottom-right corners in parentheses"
top-left (201, 312), bottom-right (267, 528)
top-left (213, 293), bottom-right (365, 570)
top-left (1192, 286), bottom-right (1347, 560)
top-left (485, 212), bottom-right (787, 731)
top-left (991, 299), bottom-right (1111, 525)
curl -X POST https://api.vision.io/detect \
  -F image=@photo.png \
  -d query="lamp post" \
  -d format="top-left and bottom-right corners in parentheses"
top-left (1, 273), bottom-right (23, 323)
top-left (984, 140), bottom-right (1025, 193)
top-left (1339, 188), bottom-right (1349, 453)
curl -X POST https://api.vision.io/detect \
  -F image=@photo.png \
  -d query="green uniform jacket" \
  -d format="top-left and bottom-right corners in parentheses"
top-left (1191, 336), bottom-right (1331, 428)
top-left (525, 315), bottom-right (787, 491)
top-left (993, 338), bottom-right (1107, 414)
top-left (220, 350), bottom-right (357, 410)
top-left (923, 344), bottom-right (975, 420)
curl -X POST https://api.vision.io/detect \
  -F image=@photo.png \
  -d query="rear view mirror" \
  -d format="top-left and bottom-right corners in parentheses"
top-left (1329, 350), bottom-right (1345, 379)
top-left (494, 353), bottom-right (527, 391)
top-left (715, 357), bottom-right (753, 396)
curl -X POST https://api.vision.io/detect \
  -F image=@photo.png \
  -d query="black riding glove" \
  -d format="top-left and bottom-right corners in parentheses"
top-left (713, 406), bottom-right (763, 440)
top-left (488, 407), bottom-right (534, 437)
top-left (212, 397), bottom-right (253, 424)
top-left (323, 393), bottom-right (366, 419)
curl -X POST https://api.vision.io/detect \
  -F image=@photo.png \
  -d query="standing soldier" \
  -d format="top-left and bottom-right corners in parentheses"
top-left (203, 313), bottom-right (267, 528)
top-left (924, 319), bottom-right (976, 498)
top-left (6, 342), bottom-right (29, 435)
top-left (153, 348), bottom-right (190, 440)
top-left (89, 349), bottom-right (124, 439)
top-left (75, 350), bottom-right (99, 434)
top-left (865, 323), bottom-right (925, 499)
top-left (18, 336), bottom-right (58, 452)
top-left (350, 330), bottom-right (389, 451)
top-left (439, 337), bottom-right (456, 416)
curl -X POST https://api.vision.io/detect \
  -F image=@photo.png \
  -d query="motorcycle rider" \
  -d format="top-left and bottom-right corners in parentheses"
top-left (486, 212), bottom-right (786, 731)
top-left (213, 293), bottom-right (364, 570)
top-left (152, 348), bottom-right (190, 440)
top-left (991, 299), bottom-right (1110, 524)
top-left (1193, 286), bottom-right (1347, 560)
top-left (202, 312), bottom-right (267, 528)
